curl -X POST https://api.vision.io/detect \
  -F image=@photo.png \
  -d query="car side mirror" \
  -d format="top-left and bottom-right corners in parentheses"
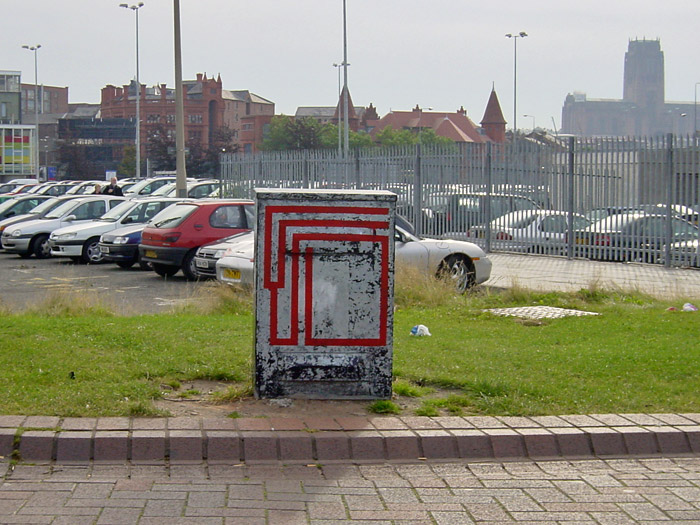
top-left (65, 214), bottom-right (77, 221)
top-left (122, 217), bottom-right (132, 224)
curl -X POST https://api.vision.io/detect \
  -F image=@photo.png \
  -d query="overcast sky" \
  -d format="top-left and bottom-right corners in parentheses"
top-left (3, 1), bottom-right (699, 132)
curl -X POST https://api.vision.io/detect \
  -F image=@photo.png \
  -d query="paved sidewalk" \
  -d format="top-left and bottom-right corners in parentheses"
top-left (488, 253), bottom-right (700, 299)
top-left (2, 457), bottom-right (700, 523)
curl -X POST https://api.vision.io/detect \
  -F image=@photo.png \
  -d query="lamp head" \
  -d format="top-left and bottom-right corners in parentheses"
top-left (519, 31), bottom-right (528, 37)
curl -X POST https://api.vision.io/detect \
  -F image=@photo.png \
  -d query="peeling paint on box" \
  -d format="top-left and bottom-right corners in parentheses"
top-left (253, 189), bottom-right (396, 399)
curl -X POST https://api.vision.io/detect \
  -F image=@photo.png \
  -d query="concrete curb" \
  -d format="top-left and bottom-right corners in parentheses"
top-left (3, 413), bottom-right (700, 464)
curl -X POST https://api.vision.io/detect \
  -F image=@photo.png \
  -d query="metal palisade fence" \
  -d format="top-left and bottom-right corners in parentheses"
top-left (220, 134), bottom-right (700, 268)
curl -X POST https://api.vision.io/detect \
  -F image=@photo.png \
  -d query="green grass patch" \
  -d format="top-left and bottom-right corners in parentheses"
top-left (0, 282), bottom-right (698, 417)
top-left (367, 400), bottom-right (402, 414)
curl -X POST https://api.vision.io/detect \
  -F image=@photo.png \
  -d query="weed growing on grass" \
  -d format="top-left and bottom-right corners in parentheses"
top-left (392, 379), bottom-right (433, 397)
top-left (415, 394), bottom-right (474, 416)
top-left (27, 289), bottom-right (114, 317)
top-left (367, 400), bottom-right (402, 414)
top-left (394, 265), bottom-right (462, 309)
top-left (177, 281), bottom-right (254, 315)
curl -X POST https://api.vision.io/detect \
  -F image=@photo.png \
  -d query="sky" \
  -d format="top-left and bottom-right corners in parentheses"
top-left (3, 1), bottom-right (700, 132)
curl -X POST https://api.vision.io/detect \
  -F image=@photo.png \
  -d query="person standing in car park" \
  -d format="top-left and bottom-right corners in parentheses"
top-left (102, 177), bottom-right (123, 196)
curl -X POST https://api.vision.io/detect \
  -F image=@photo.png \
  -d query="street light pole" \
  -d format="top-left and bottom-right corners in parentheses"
top-left (505, 31), bottom-right (527, 138)
top-left (21, 44), bottom-right (41, 179)
top-left (120, 2), bottom-right (144, 179)
top-left (342, 0), bottom-right (349, 159)
top-left (173, 0), bottom-right (187, 197)
top-left (694, 82), bottom-right (700, 139)
top-left (523, 114), bottom-right (535, 130)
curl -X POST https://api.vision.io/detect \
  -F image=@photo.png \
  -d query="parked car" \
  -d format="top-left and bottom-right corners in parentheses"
top-left (64, 180), bottom-right (105, 195)
top-left (98, 224), bottom-right (152, 269)
top-left (662, 239), bottom-right (700, 268)
top-left (573, 212), bottom-right (699, 262)
top-left (123, 176), bottom-right (182, 197)
top-left (49, 197), bottom-right (181, 264)
top-left (0, 181), bottom-right (37, 194)
top-left (149, 180), bottom-right (220, 199)
top-left (139, 199), bottom-right (255, 280)
top-left (421, 192), bottom-right (542, 236)
top-left (1, 195), bottom-right (125, 258)
top-left (193, 231), bottom-right (251, 279)
top-left (0, 196), bottom-right (81, 240)
top-left (0, 194), bottom-right (53, 221)
top-left (454, 209), bottom-right (591, 254)
top-left (215, 226), bottom-right (492, 293)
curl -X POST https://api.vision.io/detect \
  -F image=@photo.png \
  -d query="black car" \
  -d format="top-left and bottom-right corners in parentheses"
top-left (573, 212), bottom-right (698, 262)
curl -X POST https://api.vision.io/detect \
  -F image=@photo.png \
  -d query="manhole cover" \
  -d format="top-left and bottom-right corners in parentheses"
top-left (486, 306), bottom-right (599, 320)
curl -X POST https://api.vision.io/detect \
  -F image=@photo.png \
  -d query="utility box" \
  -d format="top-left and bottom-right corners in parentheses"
top-left (254, 189), bottom-right (396, 399)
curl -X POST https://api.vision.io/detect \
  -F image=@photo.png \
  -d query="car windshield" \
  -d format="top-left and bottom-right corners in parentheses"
top-left (29, 197), bottom-right (63, 215)
top-left (0, 198), bottom-right (21, 214)
top-left (149, 203), bottom-right (197, 228)
top-left (149, 183), bottom-right (176, 196)
top-left (99, 200), bottom-right (138, 222)
top-left (43, 199), bottom-right (80, 219)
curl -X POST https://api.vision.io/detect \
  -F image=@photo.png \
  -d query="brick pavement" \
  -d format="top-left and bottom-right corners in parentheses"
top-left (2, 457), bottom-right (700, 523)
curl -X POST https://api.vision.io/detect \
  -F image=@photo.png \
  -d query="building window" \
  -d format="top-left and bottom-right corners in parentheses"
top-left (147, 114), bottom-right (160, 123)
top-left (166, 115), bottom-right (176, 123)
top-left (188, 114), bottom-right (203, 124)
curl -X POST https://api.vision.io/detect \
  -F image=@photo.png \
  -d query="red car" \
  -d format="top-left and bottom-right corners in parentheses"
top-left (139, 199), bottom-right (255, 280)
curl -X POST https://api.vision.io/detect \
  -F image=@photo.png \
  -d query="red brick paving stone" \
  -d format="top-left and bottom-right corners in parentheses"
top-left (206, 431), bottom-right (242, 462)
top-left (302, 417), bottom-right (342, 431)
top-left (614, 427), bottom-right (658, 456)
top-left (684, 426), bottom-right (700, 453)
top-left (517, 428), bottom-right (559, 458)
top-left (236, 418), bottom-right (273, 431)
top-left (169, 430), bottom-right (203, 462)
top-left (549, 428), bottom-right (593, 457)
top-left (452, 429), bottom-right (493, 459)
top-left (559, 414), bottom-right (605, 427)
top-left (55, 431), bottom-right (92, 462)
top-left (131, 430), bottom-right (166, 462)
top-left (97, 507), bottom-right (143, 524)
top-left (93, 431), bottom-right (129, 462)
top-left (0, 415), bottom-right (25, 428)
top-left (241, 432), bottom-right (278, 462)
top-left (315, 431), bottom-right (351, 461)
top-left (278, 432), bottom-right (313, 461)
top-left (417, 430), bottom-right (458, 459)
top-left (650, 413), bottom-right (697, 425)
top-left (348, 431), bottom-right (385, 461)
top-left (201, 418), bottom-right (238, 431)
top-left (335, 417), bottom-right (373, 431)
top-left (498, 416), bottom-right (540, 428)
top-left (60, 418), bottom-right (97, 431)
top-left (131, 418), bottom-right (166, 430)
top-left (645, 426), bottom-right (691, 454)
top-left (0, 428), bottom-right (14, 457)
top-left (267, 418), bottom-right (305, 431)
top-left (96, 417), bottom-right (131, 431)
top-left (167, 417), bottom-right (201, 430)
top-left (399, 417), bottom-right (441, 430)
top-left (382, 430), bottom-right (421, 460)
top-left (18, 430), bottom-right (55, 461)
top-left (433, 417), bottom-right (472, 429)
top-left (464, 416), bottom-right (506, 428)
top-left (483, 428), bottom-right (526, 458)
top-left (584, 427), bottom-right (627, 456)
top-left (370, 417), bottom-right (408, 430)
top-left (618, 413), bottom-right (666, 426)
top-left (23, 416), bottom-right (60, 429)
top-left (530, 415), bottom-right (572, 427)
top-left (589, 414), bottom-right (637, 426)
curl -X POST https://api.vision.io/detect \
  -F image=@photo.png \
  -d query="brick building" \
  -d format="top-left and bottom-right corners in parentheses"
top-left (100, 73), bottom-right (274, 156)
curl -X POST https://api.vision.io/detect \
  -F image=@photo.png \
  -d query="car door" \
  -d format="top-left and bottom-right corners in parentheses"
top-left (394, 228), bottom-right (431, 273)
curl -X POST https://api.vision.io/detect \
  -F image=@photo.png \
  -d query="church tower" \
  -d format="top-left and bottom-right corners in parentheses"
top-left (623, 39), bottom-right (664, 108)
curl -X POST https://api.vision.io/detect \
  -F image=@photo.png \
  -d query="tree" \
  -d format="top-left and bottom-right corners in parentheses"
top-left (260, 116), bottom-right (325, 151)
top-left (146, 123), bottom-right (176, 171)
top-left (374, 125), bottom-right (418, 147)
top-left (118, 145), bottom-right (136, 177)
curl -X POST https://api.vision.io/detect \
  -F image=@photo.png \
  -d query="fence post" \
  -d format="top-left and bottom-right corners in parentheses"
top-left (567, 136), bottom-right (575, 260)
top-left (355, 150), bottom-right (361, 188)
top-left (414, 144), bottom-right (423, 237)
top-left (664, 133), bottom-right (674, 268)
top-left (302, 156), bottom-right (309, 189)
top-left (485, 142), bottom-right (492, 253)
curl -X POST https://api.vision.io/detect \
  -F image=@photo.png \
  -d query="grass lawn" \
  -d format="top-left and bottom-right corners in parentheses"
top-left (1, 276), bottom-right (699, 417)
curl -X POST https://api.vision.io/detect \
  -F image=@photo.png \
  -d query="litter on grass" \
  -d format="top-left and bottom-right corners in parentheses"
top-left (486, 305), bottom-right (600, 320)
top-left (410, 324), bottom-right (432, 336)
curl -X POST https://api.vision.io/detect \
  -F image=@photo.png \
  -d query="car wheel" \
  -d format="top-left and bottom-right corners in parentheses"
top-left (438, 254), bottom-right (476, 293)
top-left (32, 234), bottom-right (51, 259)
top-left (152, 263), bottom-right (179, 278)
top-left (81, 237), bottom-right (103, 264)
top-left (181, 250), bottom-right (199, 281)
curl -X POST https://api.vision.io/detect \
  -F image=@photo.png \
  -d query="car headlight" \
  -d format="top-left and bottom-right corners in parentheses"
top-left (214, 249), bottom-right (226, 259)
top-left (53, 232), bottom-right (77, 241)
top-left (11, 229), bottom-right (21, 237)
top-left (113, 236), bottom-right (129, 245)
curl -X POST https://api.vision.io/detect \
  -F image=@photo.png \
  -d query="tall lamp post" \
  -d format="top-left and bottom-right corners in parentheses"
top-left (173, 0), bottom-right (187, 197)
top-left (120, 2), bottom-right (144, 179)
top-left (694, 82), bottom-right (700, 140)
top-left (341, 0), bottom-right (349, 159)
top-left (505, 31), bottom-right (527, 137)
top-left (333, 62), bottom-right (349, 156)
top-left (523, 114), bottom-right (535, 130)
top-left (21, 44), bottom-right (41, 179)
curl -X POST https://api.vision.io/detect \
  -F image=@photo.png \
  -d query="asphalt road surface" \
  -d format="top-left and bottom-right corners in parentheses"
top-left (0, 252), bottom-right (208, 315)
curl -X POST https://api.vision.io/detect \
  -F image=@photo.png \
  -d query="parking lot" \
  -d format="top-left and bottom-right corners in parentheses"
top-left (0, 252), bottom-right (206, 314)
